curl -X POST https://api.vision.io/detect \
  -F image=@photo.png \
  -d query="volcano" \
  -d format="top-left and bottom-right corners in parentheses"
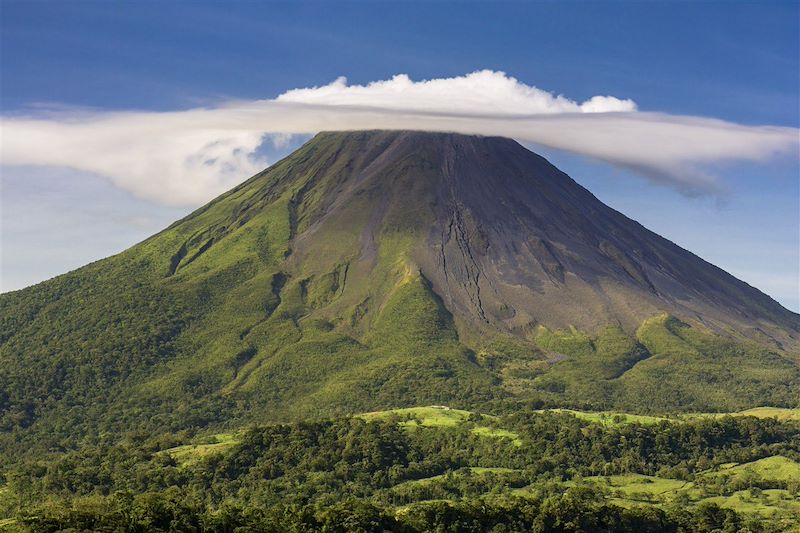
top-left (1, 131), bottom-right (798, 439)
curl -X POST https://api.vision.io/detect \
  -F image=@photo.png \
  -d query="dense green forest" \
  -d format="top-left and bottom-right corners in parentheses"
top-left (2, 407), bottom-right (799, 531)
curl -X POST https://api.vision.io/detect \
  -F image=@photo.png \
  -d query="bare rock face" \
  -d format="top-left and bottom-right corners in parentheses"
top-left (285, 131), bottom-right (797, 349)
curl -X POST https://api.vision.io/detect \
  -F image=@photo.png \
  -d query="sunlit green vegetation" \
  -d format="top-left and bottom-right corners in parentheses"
top-left (360, 406), bottom-right (474, 427)
top-left (162, 433), bottom-right (240, 467)
top-left (2, 408), bottom-right (798, 531)
top-left (536, 409), bottom-right (669, 427)
top-left (701, 407), bottom-right (800, 422)
top-left (572, 457), bottom-right (800, 527)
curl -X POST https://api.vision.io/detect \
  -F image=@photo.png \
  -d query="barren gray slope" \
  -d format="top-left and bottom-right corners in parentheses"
top-left (294, 131), bottom-right (798, 349)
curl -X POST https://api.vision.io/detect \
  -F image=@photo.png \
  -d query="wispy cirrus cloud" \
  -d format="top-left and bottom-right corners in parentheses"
top-left (2, 70), bottom-right (797, 206)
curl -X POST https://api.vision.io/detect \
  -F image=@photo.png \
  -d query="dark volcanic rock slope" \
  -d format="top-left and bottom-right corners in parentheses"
top-left (289, 131), bottom-right (797, 344)
top-left (1, 130), bottom-right (798, 444)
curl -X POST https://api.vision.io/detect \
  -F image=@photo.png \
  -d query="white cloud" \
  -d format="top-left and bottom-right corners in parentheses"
top-left (1, 71), bottom-right (797, 206)
top-left (276, 71), bottom-right (637, 114)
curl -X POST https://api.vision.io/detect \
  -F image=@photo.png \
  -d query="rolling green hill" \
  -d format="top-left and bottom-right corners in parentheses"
top-left (1, 130), bottom-right (798, 469)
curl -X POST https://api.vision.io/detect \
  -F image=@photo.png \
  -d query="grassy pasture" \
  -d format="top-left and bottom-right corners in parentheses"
top-left (359, 406), bottom-right (474, 427)
top-left (564, 470), bottom-right (800, 525)
top-left (394, 467), bottom-right (520, 488)
top-left (359, 405), bottom-right (523, 445)
top-left (703, 455), bottom-right (800, 484)
top-left (542, 407), bottom-right (800, 427)
top-left (688, 407), bottom-right (800, 422)
top-left (737, 407), bottom-right (800, 421)
top-left (163, 433), bottom-right (240, 466)
top-left (584, 474), bottom-right (690, 500)
top-left (470, 426), bottom-right (523, 446)
top-left (537, 409), bottom-right (669, 426)
top-left (703, 489), bottom-right (800, 517)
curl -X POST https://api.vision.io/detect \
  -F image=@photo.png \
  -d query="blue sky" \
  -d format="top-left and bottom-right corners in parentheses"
top-left (1, 1), bottom-right (798, 310)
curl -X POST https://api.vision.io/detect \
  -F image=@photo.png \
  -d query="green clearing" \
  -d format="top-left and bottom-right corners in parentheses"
top-left (683, 407), bottom-right (800, 422)
top-left (359, 405), bottom-right (523, 445)
top-left (531, 406), bottom-right (800, 427)
top-left (584, 474), bottom-right (690, 500)
top-left (394, 467), bottom-right (520, 488)
top-left (703, 489), bottom-right (800, 517)
top-left (701, 456), bottom-right (800, 484)
top-left (561, 470), bottom-right (800, 522)
top-left (511, 474), bottom-right (692, 504)
top-left (163, 433), bottom-right (240, 466)
top-left (470, 426), bottom-right (523, 446)
top-left (537, 409), bottom-right (669, 426)
top-left (469, 467), bottom-right (518, 475)
top-left (359, 406), bottom-right (474, 427)
top-left (737, 407), bottom-right (800, 421)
